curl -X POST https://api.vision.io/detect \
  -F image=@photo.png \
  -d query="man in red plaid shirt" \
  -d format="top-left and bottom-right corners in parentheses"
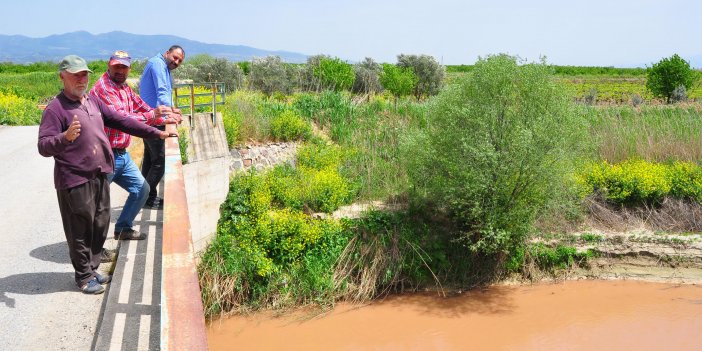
top-left (89, 50), bottom-right (182, 250)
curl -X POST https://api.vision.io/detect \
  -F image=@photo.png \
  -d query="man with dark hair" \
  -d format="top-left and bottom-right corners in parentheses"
top-left (90, 50), bottom-right (182, 245)
top-left (139, 45), bottom-right (185, 209)
top-left (38, 55), bottom-right (171, 294)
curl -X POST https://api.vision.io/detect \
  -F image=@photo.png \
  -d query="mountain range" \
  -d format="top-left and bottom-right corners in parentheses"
top-left (0, 31), bottom-right (308, 63)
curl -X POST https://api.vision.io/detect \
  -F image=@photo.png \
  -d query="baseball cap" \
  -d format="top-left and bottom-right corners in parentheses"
top-left (58, 55), bottom-right (93, 73)
top-left (109, 50), bottom-right (131, 67)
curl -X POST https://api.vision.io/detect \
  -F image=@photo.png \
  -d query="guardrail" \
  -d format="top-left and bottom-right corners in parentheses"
top-left (174, 82), bottom-right (226, 128)
top-left (161, 123), bottom-right (209, 350)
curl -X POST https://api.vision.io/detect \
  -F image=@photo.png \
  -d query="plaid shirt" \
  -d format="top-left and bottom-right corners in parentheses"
top-left (89, 72), bottom-right (166, 149)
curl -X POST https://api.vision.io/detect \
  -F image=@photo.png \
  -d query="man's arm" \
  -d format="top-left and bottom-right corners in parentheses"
top-left (128, 88), bottom-right (170, 125)
top-left (98, 99), bottom-right (169, 140)
top-left (37, 110), bottom-right (71, 157)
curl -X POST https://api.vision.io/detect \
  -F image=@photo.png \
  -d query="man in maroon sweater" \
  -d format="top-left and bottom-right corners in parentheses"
top-left (38, 55), bottom-right (171, 294)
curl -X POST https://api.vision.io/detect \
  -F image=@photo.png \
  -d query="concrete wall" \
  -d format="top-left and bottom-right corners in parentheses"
top-left (181, 113), bottom-right (300, 254)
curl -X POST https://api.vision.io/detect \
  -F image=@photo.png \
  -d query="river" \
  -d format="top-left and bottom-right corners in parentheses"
top-left (207, 280), bottom-right (702, 350)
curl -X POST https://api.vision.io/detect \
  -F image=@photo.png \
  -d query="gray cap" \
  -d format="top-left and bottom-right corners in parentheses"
top-left (58, 55), bottom-right (93, 73)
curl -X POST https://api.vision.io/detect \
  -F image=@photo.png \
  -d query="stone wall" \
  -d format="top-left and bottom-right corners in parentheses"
top-left (229, 142), bottom-right (299, 173)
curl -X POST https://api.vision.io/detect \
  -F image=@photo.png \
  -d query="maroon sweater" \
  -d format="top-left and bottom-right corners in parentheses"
top-left (38, 92), bottom-right (163, 190)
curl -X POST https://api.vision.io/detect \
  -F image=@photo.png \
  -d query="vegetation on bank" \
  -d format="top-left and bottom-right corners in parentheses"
top-left (198, 54), bottom-right (702, 318)
top-left (2, 54), bottom-right (701, 317)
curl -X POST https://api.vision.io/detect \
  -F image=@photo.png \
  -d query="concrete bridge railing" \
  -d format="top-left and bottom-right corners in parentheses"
top-left (161, 122), bottom-right (209, 350)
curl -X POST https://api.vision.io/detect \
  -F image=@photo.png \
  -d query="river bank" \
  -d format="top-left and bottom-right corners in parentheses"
top-left (551, 230), bottom-right (702, 284)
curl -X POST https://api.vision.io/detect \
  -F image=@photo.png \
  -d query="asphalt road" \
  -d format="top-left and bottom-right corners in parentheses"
top-left (0, 126), bottom-right (121, 350)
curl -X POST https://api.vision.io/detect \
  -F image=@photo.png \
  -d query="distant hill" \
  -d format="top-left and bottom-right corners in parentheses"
top-left (0, 31), bottom-right (308, 64)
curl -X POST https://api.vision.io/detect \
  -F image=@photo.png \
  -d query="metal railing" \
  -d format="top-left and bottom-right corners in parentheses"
top-left (174, 82), bottom-right (226, 128)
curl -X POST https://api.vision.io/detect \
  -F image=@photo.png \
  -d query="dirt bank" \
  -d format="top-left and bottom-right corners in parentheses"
top-left (532, 229), bottom-right (702, 284)
top-left (329, 201), bottom-right (702, 284)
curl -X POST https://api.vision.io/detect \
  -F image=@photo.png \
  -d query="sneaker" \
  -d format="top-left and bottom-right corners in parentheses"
top-left (100, 248), bottom-right (117, 263)
top-left (80, 278), bottom-right (105, 295)
top-left (95, 272), bottom-right (112, 285)
top-left (114, 228), bottom-right (147, 240)
top-left (143, 197), bottom-right (163, 210)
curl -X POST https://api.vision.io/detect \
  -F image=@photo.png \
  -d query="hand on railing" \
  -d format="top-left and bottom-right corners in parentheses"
top-left (155, 105), bottom-right (173, 116)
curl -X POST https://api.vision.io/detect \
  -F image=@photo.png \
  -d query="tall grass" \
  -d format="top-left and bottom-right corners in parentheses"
top-left (586, 105), bottom-right (702, 163)
top-left (220, 90), bottom-right (426, 200)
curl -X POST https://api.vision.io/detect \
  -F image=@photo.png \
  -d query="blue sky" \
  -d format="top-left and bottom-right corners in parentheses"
top-left (2, 0), bottom-right (700, 67)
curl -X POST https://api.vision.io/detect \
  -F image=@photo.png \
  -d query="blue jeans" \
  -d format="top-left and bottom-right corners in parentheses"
top-left (107, 151), bottom-right (150, 232)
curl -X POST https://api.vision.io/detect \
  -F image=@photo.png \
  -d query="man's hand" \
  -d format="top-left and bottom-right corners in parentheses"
top-left (167, 113), bottom-right (183, 124)
top-left (64, 115), bottom-right (81, 142)
top-left (159, 131), bottom-right (174, 139)
top-left (154, 105), bottom-right (172, 116)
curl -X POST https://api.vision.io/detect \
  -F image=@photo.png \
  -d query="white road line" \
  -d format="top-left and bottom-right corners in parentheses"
top-left (118, 240), bottom-right (137, 304)
top-left (137, 314), bottom-right (152, 350)
top-left (140, 224), bottom-right (156, 305)
top-left (109, 313), bottom-right (126, 351)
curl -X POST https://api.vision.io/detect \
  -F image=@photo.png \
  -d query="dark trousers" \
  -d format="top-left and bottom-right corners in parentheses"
top-left (56, 174), bottom-right (110, 287)
top-left (142, 133), bottom-right (165, 199)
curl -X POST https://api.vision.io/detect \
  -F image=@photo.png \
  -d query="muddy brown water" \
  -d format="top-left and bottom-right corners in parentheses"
top-left (207, 280), bottom-right (702, 350)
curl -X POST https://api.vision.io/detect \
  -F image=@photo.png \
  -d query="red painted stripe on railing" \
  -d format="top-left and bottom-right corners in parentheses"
top-left (161, 123), bottom-right (208, 350)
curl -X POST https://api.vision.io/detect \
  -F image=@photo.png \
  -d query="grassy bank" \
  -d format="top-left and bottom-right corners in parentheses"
top-left (199, 78), bottom-right (702, 317)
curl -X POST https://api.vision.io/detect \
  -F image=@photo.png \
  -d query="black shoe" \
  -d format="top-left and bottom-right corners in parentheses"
top-left (143, 196), bottom-right (163, 210)
top-left (100, 248), bottom-right (117, 263)
top-left (114, 228), bottom-right (147, 240)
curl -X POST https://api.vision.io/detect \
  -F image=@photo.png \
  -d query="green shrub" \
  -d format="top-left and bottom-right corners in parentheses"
top-left (668, 161), bottom-right (702, 201)
top-left (578, 160), bottom-right (702, 204)
top-left (266, 165), bottom-right (305, 210)
top-left (529, 243), bottom-right (591, 270)
top-left (248, 56), bottom-right (293, 96)
top-left (406, 54), bottom-right (587, 255)
top-left (222, 107), bottom-right (241, 148)
top-left (199, 168), bottom-right (351, 314)
top-left (237, 61), bottom-right (250, 75)
top-left (291, 92), bottom-right (321, 118)
top-left (297, 140), bottom-right (344, 170)
top-left (269, 110), bottom-right (311, 141)
top-left (304, 167), bottom-right (351, 213)
top-left (0, 91), bottom-right (42, 125)
top-left (177, 126), bottom-right (189, 164)
top-left (580, 233), bottom-right (604, 243)
top-left (352, 57), bottom-right (383, 95)
top-left (191, 55), bottom-right (245, 91)
top-left (314, 57), bottom-right (355, 92)
top-left (397, 54), bottom-right (445, 98)
top-left (646, 54), bottom-right (698, 103)
top-left (379, 63), bottom-right (417, 99)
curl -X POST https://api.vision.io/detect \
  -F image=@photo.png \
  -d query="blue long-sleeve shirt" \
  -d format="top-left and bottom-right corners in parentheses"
top-left (139, 54), bottom-right (172, 108)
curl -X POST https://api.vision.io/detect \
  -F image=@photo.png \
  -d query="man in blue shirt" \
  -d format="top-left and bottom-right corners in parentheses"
top-left (139, 45), bottom-right (185, 209)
